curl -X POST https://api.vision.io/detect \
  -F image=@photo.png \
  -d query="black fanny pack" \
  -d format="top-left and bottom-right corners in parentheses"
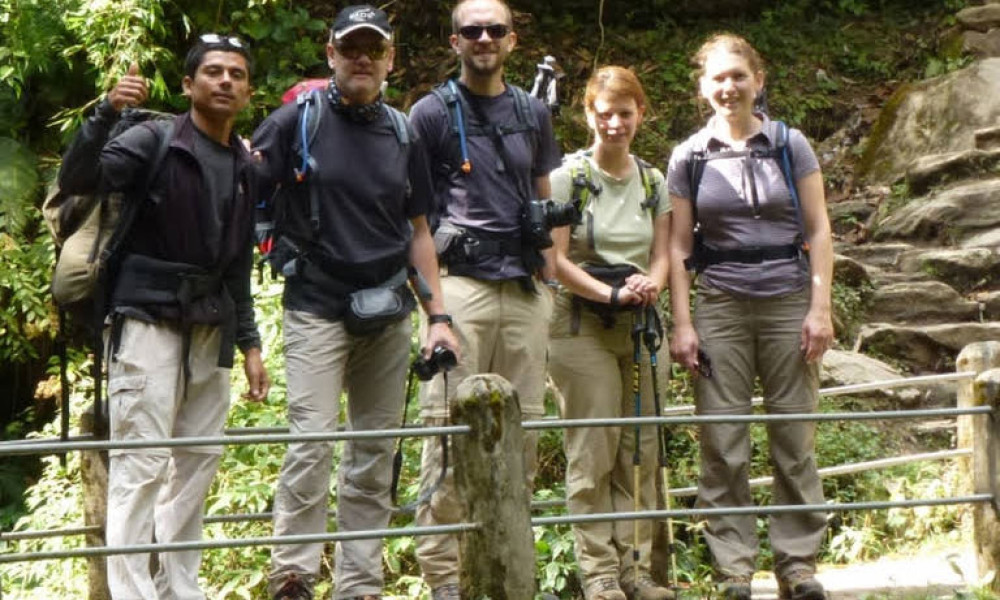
top-left (571, 263), bottom-right (639, 333)
top-left (344, 267), bottom-right (416, 336)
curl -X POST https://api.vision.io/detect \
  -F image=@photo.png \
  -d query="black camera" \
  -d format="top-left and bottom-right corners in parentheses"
top-left (521, 199), bottom-right (579, 249)
top-left (412, 346), bottom-right (458, 381)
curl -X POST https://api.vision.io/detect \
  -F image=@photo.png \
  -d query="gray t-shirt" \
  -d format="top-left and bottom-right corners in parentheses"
top-left (410, 83), bottom-right (562, 280)
top-left (667, 116), bottom-right (820, 298)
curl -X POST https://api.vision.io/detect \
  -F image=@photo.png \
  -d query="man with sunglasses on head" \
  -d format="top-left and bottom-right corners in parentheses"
top-left (407, 1), bottom-right (561, 598)
top-left (57, 34), bottom-right (268, 599)
top-left (251, 5), bottom-right (457, 600)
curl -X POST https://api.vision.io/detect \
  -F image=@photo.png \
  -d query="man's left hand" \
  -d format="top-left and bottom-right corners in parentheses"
top-left (242, 347), bottom-right (270, 401)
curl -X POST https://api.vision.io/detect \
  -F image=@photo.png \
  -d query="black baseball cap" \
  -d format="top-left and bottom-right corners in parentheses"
top-left (332, 5), bottom-right (392, 40)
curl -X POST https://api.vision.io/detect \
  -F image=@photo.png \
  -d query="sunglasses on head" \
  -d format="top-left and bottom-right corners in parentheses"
top-left (457, 23), bottom-right (510, 41)
top-left (199, 33), bottom-right (247, 49)
top-left (335, 41), bottom-right (391, 60)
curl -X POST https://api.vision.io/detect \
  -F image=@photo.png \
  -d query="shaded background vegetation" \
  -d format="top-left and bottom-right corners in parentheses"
top-left (0, 0), bottom-right (973, 597)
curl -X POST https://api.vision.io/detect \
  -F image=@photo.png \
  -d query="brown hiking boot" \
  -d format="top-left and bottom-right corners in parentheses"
top-left (272, 573), bottom-right (314, 600)
top-left (585, 576), bottom-right (628, 600)
top-left (622, 573), bottom-right (674, 599)
top-left (778, 569), bottom-right (826, 600)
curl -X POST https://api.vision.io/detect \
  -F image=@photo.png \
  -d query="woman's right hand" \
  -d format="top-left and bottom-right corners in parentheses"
top-left (670, 322), bottom-right (701, 373)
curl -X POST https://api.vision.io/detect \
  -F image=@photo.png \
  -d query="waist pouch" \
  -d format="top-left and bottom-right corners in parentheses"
top-left (571, 263), bottom-right (639, 332)
top-left (344, 267), bottom-right (416, 336)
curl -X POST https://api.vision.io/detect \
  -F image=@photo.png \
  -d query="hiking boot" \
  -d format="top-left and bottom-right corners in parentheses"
top-left (622, 573), bottom-right (674, 600)
top-left (778, 569), bottom-right (825, 600)
top-left (431, 583), bottom-right (461, 600)
top-left (272, 573), bottom-right (314, 600)
top-left (585, 576), bottom-right (627, 600)
top-left (717, 574), bottom-right (751, 600)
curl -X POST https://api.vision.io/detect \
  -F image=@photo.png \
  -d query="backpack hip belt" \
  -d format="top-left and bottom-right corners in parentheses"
top-left (570, 264), bottom-right (639, 335)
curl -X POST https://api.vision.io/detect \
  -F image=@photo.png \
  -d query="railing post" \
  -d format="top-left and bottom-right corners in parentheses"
top-left (79, 407), bottom-right (110, 600)
top-left (956, 341), bottom-right (1000, 591)
top-left (452, 374), bottom-right (536, 599)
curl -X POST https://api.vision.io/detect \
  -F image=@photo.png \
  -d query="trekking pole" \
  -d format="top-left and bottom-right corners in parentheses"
top-left (631, 307), bottom-right (644, 586)
top-left (642, 306), bottom-right (679, 590)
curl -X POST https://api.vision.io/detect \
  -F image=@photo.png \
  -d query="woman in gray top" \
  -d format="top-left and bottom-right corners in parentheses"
top-left (666, 33), bottom-right (834, 600)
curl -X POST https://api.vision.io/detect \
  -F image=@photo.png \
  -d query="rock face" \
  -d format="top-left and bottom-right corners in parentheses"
top-left (857, 322), bottom-right (1000, 372)
top-left (859, 59), bottom-right (1000, 185)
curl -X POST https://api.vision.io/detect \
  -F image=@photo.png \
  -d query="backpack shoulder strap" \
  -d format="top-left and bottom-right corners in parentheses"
top-left (634, 156), bottom-right (659, 214)
top-left (566, 151), bottom-right (599, 217)
top-left (686, 143), bottom-right (708, 225)
top-left (384, 105), bottom-right (410, 146)
top-left (772, 119), bottom-right (808, 248)
top-left (433, 80), bottom-right (471, 173)
top-left (508, 84), bottom-right (539, 133)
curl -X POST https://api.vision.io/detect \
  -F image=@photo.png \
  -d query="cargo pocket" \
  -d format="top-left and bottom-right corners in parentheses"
top-left (107, 375), bottom-right (157, 450)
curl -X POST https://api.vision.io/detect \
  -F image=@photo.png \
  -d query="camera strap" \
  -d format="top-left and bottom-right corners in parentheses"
top-left (390, 368), bottom-right (449, 514)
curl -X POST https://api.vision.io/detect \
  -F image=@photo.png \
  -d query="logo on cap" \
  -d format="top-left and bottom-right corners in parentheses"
top-left (350, 8), bottom-right (376, 22)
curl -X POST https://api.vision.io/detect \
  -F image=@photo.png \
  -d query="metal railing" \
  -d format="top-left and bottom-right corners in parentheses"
top-left (2, 359), bottom-right (997, 595)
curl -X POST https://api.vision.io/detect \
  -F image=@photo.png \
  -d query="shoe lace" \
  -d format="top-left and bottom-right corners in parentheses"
top-left (594, 577), bottom-right (621, 592)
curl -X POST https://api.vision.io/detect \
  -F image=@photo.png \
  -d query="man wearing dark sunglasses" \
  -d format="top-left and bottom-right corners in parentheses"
top-left (251, 5), bottom-right (457, 600)
top-left (407, 1), bottom-right (561, 598)
top-left (57, 34), bottom-right (267, 599)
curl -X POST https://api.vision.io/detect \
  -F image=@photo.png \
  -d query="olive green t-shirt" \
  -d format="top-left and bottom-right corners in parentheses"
top-left (550, 153), bottom-right (671, 273)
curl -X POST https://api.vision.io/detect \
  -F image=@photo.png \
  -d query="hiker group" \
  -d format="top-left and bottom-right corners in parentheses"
top-left (51, 0), bottom-right (835, 599)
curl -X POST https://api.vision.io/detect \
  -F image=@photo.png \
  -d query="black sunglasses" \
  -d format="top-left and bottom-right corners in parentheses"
top-left (696, 349), bottom-right (713, 378)
top-left (199, 33), bottom-right (247, 49)
top-left (334, 41), bottom-right (391, 60)
top-left (457, 24), bottom-right (510, 41)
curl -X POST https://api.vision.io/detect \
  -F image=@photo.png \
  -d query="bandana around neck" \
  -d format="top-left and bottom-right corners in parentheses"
top-left (327, 80), bottom-right (385, 124)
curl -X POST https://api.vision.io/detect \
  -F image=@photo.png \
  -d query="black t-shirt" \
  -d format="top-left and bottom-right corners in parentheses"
top-left (192, 125), bottom-right (235, 261)
top-left (253, 99), bottom-right (435, 317)
top-left (410, 83), bottom-right (561, 280)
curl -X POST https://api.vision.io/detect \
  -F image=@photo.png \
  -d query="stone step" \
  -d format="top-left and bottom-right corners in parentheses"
top-left (897, 247), bottom-right (1000, 293)
top-left (820, 349), bottom-right (953, 406)
top-left (864, 266), bottom-right (932, 287)
top-left (905, 148), bottom-right (1000, 195)
top-left (867, 280), bottom-right (980, 325)
top-left (873, 178), bottom-right (1000, 246)
top-left (834, 242), bottom-right (915, 270)
top-left (855, 322), bottom-right (1000, 373)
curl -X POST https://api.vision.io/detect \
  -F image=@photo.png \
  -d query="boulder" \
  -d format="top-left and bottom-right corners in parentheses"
top-left (897, 247), bottom-right (1000, 292)
top-left (957, 4), bottom-right (1000, 32)
top-left (873, 179), bottom-right (1000, 245)
top-left (859, 59), bottom-right (1000, 184)
top-left (867, 280), bottom-right (980, 324)
top-left (820, 349), bottom-right (953, 406)
top-left (856, 322), bottom-right (1000, 372)
top-left (833, 254), bottom-right (871, 288)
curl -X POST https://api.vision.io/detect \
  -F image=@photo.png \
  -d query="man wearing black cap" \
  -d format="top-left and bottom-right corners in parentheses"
top-left (252, 5), bottom-right (457, 600)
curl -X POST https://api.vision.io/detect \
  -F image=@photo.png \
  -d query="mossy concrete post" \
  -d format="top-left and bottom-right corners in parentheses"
top-left (956, 341), bottom-right (1000, 590)
top-left (80, 407), bottom-right (110, 600)
top-left (452, 374), bottom-right (536, 599)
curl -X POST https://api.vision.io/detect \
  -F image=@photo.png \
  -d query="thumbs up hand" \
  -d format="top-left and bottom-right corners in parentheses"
top-left (108, 62), bottom-right (149, 112)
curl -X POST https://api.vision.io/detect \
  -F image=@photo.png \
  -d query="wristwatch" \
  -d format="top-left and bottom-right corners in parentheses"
top-left (428, 314), bottom-right (453, 327)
